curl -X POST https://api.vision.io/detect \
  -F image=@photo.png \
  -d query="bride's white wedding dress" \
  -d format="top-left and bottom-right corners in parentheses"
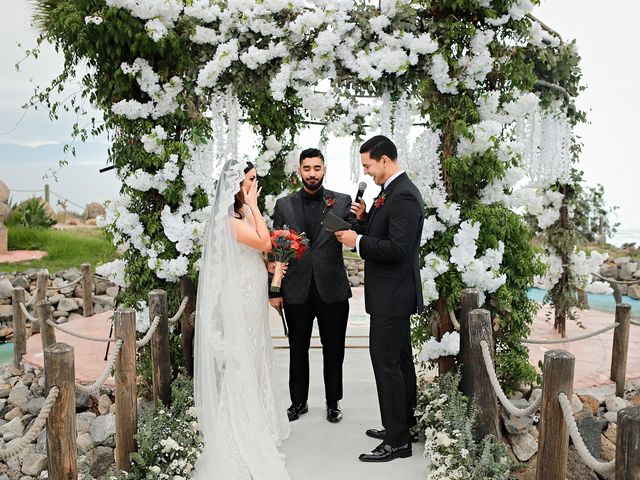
top-left (193, 161), bottom-right (290, 480)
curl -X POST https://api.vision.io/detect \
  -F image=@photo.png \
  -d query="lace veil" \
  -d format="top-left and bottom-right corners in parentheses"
top-left (193, 158), bottom-right (289, 479)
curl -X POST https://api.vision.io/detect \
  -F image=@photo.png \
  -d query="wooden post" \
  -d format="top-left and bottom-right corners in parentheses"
top-left (149, 290), bottom-right (171, 409)
top-left (577, 288), bottom-right (588, 309)
top-left (81, 263), bottom-right (93, 317)
top-left (610, 303), bottom-right (631, 397)
top-left (44, 342), bottom-right (77, 480)
top-left (616, 406), bottom-right (640, 479)
top-left (468, 308), bottom-right (501, 442)
top-left (44, 184), bottom-right (50, 204)
top-left (179, 276), bottom-right (196, 378)
top-left (114, 308), bottom-right (137, 471)
top-left (34, 272), bottom-right (49, 334)
top-left (459, 288), bottom-right (479, 400)
top-left (11, 288), bottom-right (26, 369)
top-left (37, 300), bottom-right (57, 351)
top-left (535, 350), bottom-right (575, 480)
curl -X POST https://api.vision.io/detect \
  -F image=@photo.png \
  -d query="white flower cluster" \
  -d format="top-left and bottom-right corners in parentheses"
top-left (106, 0), bottom-right (183, 41)
top-left (420, 253), bottom-right (449, 304)
top-left (485, 0), bottom-right (534, 27)
top-left (256, 135), bottom-right (283, 177)
top-left (112, 58), bottom-right (183, 120)
top-left (417, 331), bottom-right (460, 362)
top-left (459, 29), bottom-right (495, 89)
top-left (141, 125), bottom-right (168, 155)
top-left (84, 15), bottom-right (103, 25)
top-left (450, 221), bottom-right (506, 299)
top-left (534, 249), bottom-right (612, 295)
top-left (95, 258), bottom-right (128, 288)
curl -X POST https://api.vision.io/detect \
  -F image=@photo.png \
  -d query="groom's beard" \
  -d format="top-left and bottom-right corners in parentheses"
top-left (302, 176), bottom-right (324, 192)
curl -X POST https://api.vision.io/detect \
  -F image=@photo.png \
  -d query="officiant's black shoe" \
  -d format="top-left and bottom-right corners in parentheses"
top-left (358, 442), bottom-right (412, 462)
top-left (326, 402), bottom-right (343, 423)
top-left (287, 402), bottom-right (308, 422)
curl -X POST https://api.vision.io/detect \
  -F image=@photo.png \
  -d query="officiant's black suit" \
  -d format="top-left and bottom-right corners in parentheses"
top-left (359, 172), bottom-right (424, 447)
top-left (272, 187), bottom-right (359, 408)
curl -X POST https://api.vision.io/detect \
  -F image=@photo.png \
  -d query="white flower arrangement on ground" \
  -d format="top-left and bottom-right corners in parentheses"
top-left (417, 331), bottom-right (460, 362)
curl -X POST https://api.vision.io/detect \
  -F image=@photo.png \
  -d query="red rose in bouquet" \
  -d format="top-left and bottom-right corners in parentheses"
top-left (270, 227), bottom-right (309, 293)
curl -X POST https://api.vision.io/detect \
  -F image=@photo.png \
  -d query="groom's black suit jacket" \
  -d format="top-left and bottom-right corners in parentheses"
top-left (273, 188), bottom-right (359, 305)
top-left (360, 173), bottom-right (424, 317)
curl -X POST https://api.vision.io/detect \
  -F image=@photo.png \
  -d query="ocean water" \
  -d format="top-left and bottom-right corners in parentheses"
top-left (529, 288), bottom-right (639, 319)
top-left (0, 343), bottom-right (13, 366)
top-left (610, 228), bottom-right (640, 248)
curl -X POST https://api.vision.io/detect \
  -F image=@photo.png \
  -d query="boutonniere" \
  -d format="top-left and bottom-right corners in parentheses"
top-left (374, 192), bottom-right (386, 209)
top-left (323, 195), bottom-right (335, 213)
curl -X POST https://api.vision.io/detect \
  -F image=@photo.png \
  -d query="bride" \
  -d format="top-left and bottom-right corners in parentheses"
top-left (193, 159), bottom-right (290, 479)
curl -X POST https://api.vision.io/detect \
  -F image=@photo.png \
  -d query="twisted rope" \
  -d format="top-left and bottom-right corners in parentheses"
top-left (18, 302), bottom-right (38, 323)
top-left (480, 340), bottom-right (542, 417)
top-left (449, 311), bottom-right (460, 331)
top-left (169, 297), bottom-right (189, 323)
top-left (0, 386), bottom-right (59, 460)
top-left (558, 392), bottom-right (615, 474)
top-left (136, 316), bottom-right (160, 348)
top-left (75, 339), bottom-right (123, 395)
top-left (592, 272), bottom-right (640, 286)
top-left (49, 276), bottom-right (83, 291)
top-left (46, 319), bottom-right (115, 342)
top-left (25, 288), bottom-right (39, 307)
top-left (632, 319), bottom-right (640, 327)
top-left (522, 323), bottom-right (618, 344)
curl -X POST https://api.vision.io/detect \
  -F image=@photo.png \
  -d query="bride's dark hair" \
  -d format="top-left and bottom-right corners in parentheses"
top-left (233, 162), bottom-right (256, 219)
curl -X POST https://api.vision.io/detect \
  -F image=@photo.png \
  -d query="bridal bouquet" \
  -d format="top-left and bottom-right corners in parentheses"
top-left (270, 227), bottom-right (309, 293)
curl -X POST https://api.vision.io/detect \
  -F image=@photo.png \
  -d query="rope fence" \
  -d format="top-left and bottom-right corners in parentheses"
top-left (136, 316), bottom-right (160, 348)
top-left (46, 319), bottom-right (115, 343)
top-left (522, 323), bottom-right (618, 344)
top-left (0, 386), bottom-right (59, 461)
top-left (18, 302), bottom-right (38, 323)
top-left (557, 392), bottom-right (615, 474)
top-left (169, 297), bottom-right (189, 324)
top-left (48, 276), bottom-right (83, 291)
top-left (75, 339), bottom-right (123, 395)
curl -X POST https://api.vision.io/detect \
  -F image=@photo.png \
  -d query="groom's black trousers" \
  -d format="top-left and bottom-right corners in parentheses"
top-left (369, 314), bottom-right (417, 447)
top-left (283, 277), bottom-right (349, 406)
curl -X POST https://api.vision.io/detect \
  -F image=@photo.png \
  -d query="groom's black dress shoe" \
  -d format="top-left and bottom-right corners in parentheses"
top-left (287, 402), bottom-right (308, 422)
top-left (366, 428), bottom-right (420, 442)
top-left (326, 402), bottom-right (343, 423)
top-left (359, 442), bottom-right (412, 462)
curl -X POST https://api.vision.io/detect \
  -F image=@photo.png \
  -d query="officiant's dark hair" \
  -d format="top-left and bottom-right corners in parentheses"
top-left (360, 135), bottom-right (397, 161)
top-left (234, 162), bottom-right (256, 219)
top-left (299, 148), bottom-right (324, 164)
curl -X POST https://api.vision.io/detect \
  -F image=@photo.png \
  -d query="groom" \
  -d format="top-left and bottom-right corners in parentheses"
top-left (270, 148), bottom-right (360, 423)
top-left (335, 135), bottom-right (424, 462)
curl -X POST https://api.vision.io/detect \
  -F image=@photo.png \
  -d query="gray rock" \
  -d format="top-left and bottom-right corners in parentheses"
top-left (98, 395), bottom-right (112, 416)
top-left (95, 282), bottom-right (108, 296)
top-left (93, 303), bottom-right (106, 314)
top-left (35, 428), bottom-right (46, 455)
top-left (575, 414), bottom-right (605, 458)
top-left (599, 263), bottom-right (618, 279)
top-left (0, 306), bottom-right (11, 323)
top-left (0, 181), bottom-right (9, 204)
top-left (10, 277), bottom-right (29, 290)
top-left (75, 392), bottom-right (93, 410)
top-left (67, 313), bottom-right (84, 323)
top-left (62, 269), bottom-right (81, 282)
top-left (501, 407), bottom-right (534, 434)
top-left (604, 411), bottom-right (618, 423)
top-left (76, 412), bottom-right (96, 435)
top-left (529, 388), bottom-right (542, 407)
top-left (628, 284), bottom-right (640, 301)
top-left (89, 413), bottom-right (116, 447)
top-left (57, 298), bottom-right (78, 313)
top-left (620, 262), bottom-right (638, 281)
top-left (105, 286), bottom-right (119, 298)
top-left (571, 394), bottom-right (583, 415)
top-left (0, 417), bottom-right (24, 441)
top-left (605, 396), bottom-right (627, 413)
top-left (51, 277), bottom-right (65, 289)
top-left (348, 276), bottom-right (360, 287)
top-left (4, 408), bottom-right (22, 421)
top-left (614, 256), bottom-right (630, 266)
top-left (0, 279), bottom-right (14, 300)
top-left (507, 431), bottom-right (538, 461)
top-left (94, 295), bottom-right (115, 308)
top-left (24, 398), bottom-right (45, 416)
top-left (21, 453), bottom-right (47, 476)
top-left (8, 383), bottom-right (30, 409)
top-left (84, 445), bottom-right (115, 477)
top-left (77, 432), bottom-right (94, 455)
top-left (47, 294), bottom-right (64, 307)
top-left (52, 311), bottom-right (68, 319)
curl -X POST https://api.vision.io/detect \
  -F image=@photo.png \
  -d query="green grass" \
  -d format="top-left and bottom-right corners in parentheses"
top-left (0, 226), bottom-right (118, 273)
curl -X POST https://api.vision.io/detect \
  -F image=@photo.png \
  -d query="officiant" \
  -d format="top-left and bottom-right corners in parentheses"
top-left (270, 148), bottom-right (362, 423)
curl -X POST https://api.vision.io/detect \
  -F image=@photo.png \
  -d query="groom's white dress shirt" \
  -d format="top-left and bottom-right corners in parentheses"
top-left (355, 170), bottom-right (405, 256)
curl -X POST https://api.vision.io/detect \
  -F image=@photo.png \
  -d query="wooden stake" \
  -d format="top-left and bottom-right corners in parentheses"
top-left (459, 288), bottom-right (479, 400)
top-left (616, 406), bottom-right (640, 480)
top-left (37, 300), bottom-right (57, 351)
top-left (11, 288), bottom-right (26, 369)
top-left (114, 308), bottom-right (137, 471)
top-left (149, 289), bottom-right (171, 409)
top-left (81, 263), bottom-right (93, 317)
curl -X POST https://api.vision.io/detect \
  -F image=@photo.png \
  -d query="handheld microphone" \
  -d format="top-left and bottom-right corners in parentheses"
top-left (355, 181), bottom-right (367, 203)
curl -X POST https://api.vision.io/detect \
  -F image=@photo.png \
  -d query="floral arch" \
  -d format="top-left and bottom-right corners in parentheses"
top-left (32, 0), bottom-right (608, 389)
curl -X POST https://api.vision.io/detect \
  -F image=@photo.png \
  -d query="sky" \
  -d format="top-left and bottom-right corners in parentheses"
top-left (0, 1), bottom-right (638, 231)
